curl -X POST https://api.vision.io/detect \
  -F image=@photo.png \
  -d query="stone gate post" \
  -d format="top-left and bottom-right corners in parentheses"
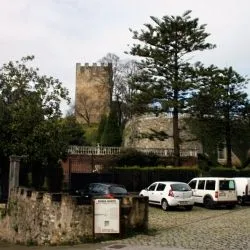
top-left (8, 155), bottom-right (22, 198)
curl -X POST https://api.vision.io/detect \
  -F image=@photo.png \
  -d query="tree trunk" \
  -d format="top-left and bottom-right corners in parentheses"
top-left (173, 50), bottom-right (180, 167)
top-left (225, 113), bottom-right (232, 168)
top-left (173, 90), bottom-right (180, 166)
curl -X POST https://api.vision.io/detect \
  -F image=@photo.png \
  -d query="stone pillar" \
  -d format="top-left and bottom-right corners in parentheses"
top-left (8, 155), bottom-right (22, 198)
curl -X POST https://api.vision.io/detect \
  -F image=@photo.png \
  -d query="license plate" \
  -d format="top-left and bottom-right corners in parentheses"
top-left (179, 201), bottom-right (188, 205)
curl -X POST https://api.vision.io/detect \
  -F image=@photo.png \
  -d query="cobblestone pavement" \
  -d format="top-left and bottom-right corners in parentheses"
top-left (106, 205), bottom-right (250, 250)
top-left (1, 205), bottom-right (250, 250)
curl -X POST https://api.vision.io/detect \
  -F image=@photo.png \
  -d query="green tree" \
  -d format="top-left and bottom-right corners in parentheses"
top-left (96, 114), bottom-right (107, 143)
top-left (60, 115), bottom-right (86, 146)
top-left (0, 56), bottom-right (71, 190)
top-left (101, 109), bottom-right (122, 146)
top-left (127, 10), bottom-right (215, 166)
top-left (189, 65), bottom-right (249, 167)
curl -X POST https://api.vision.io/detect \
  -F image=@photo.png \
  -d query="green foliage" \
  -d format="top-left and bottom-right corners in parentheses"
top-left (113, 166), bottom-right (200, 191)
top-left (197, 153), bottom-right (218, 172)
top-left (60, 115), bottom-right (86, 146)
top-left (127, 10), bottom-right (215, 166)
top-left (209, 167), bottom-right (239, 177)
top-left (96, 114), bottom-right (107, 143)
top-left (208, 167), bottom-right (250, 177)
top-left (239, 168), bottom-right (250, 177)
top-left (0, 56), bottom-right (76, 190)
top-left (188, 66), bottom-right (249, 167)
top-left (186, 117), bottom-right (223, 164)
top-left (83, 124), bottom-right (98, 146)
top-left (231, 116), bottom-right (250, 166)
top-left (114, 148), bottom-right (159, 167)
top-left (45, 164), bottom-right (64, 192)
top-left (114, 149), bottom-right (197, 167)
top-left (101, 110), bottom-right (122, 146)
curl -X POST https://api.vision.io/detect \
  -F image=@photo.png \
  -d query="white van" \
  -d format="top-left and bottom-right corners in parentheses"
top-left (188, 177), bottom-right (237, 209)
top-left (233, 177), bottom-right (250, 205)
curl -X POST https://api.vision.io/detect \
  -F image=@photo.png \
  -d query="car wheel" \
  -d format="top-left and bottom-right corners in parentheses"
top-left (226, 204), bottom-right (236, 209)
top-left (238, 196), bottom-right (245, 205)
top-left (161, 199), bottom-right (169, 211)
top-left (204, 197), bottom-right (214, 209)
top-left (185, 205), bottom-right (193, 211)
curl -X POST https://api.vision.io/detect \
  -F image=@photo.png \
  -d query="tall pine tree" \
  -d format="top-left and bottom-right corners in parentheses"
top-left (189, 65), bottom-right (249, 167)
top-left (128, 10), bottom-right (215, 166)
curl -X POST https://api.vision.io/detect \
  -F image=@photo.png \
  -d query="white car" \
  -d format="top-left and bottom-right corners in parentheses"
top-left (188, 177), bottom-right (237, 208)
top-left (139, 181), bottom-right (194, 211)
top-left (232, 177), bottom-right (250, 205)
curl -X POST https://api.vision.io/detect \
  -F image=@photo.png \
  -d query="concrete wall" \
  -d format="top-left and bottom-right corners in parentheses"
top-left (0, 187), bottom-right (148, 245)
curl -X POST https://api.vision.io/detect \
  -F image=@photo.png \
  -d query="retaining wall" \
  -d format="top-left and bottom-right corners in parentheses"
top-left (0, 187), bottom-right (148, 245)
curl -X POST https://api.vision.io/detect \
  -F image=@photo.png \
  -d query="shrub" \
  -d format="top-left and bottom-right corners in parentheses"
top-left (197, 153), bottom-right (218, 172)
top-left (239, 168), bottom-right (250, 177)
top-left (113, 166), bottom-right (200, 191)
top-left (209, 167), bottom-right (238, 177)
top-left (114, 148), bottom-right (159, 167)
top-left (101, 111), bottom-right (122, 146)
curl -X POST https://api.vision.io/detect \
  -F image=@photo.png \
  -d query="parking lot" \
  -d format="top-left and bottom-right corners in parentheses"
top-left (1, 204), bottom-right (250, 250)
top-left (108, 204), bottom-right (250, 249)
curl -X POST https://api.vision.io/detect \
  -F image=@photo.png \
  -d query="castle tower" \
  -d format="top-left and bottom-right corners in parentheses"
top-left (75, 62), bottom-right (113, 125)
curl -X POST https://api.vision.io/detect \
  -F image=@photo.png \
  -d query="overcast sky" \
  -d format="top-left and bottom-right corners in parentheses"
top-left (1, 0), bottom-right (250, 113)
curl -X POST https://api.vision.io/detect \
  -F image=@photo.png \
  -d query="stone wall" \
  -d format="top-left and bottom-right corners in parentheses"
top-left (75, 63), bottom-right (112, 124)
top-left (0, 187), bottom-right (148, 245)
top-left (123, 114), bottom-right (202, 152)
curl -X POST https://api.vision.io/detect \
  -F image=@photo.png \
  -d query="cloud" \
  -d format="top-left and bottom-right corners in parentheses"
top-left (0, 0), bottom-right (250, 113)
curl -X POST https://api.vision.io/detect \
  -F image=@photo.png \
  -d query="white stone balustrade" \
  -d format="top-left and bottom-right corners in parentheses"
top-left (68, 145), bottom-right (198, 157)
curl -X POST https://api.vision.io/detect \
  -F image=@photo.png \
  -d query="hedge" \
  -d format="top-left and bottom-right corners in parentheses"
top-left (113, 166), bottom-right (200, 192)
top-left (209, 167), bottom-right (250, 177)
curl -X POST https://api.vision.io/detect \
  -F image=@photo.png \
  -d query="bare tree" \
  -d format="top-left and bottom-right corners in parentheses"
top-left (99, 53), bottom-right (138, 125)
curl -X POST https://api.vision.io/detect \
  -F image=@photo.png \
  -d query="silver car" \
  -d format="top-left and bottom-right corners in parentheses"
top-left (139, 181), bottom-right (194, 211)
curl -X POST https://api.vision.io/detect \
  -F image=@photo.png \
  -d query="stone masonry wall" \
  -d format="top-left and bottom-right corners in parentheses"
top-left (0, 187), bottom-right (148, 245)
top-left (123, 114), bottom-right (202, 152)
top-left (75, 63), bottom-right (112, 124)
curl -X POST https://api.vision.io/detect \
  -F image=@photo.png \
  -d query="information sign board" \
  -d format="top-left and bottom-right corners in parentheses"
top-left (94, 199), bottom-right (120, 234)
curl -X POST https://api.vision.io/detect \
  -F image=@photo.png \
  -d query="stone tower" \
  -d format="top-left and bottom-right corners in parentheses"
top-left (75, 62), bottom-right (113, 125)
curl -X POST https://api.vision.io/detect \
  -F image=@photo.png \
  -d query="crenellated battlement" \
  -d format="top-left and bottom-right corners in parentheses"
top-left (13, 187), bottom-right (84, 206)
top-left (76, 62), bottom-right (112, 69)
top-left (76, 62), bottom-right (112, 76)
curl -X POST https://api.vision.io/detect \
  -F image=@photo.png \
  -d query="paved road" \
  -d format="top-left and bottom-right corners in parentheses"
top-left (1, 205), bottom-right (250, 249)
top-left (106, 205), bottom-right (250, 249)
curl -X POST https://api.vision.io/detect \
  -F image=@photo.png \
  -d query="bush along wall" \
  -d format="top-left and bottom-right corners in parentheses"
top-left (238, 168), bottom-right (250, 177)
top-left (208, 167), bottom-right (250, 177)
top-left (113, 166), bottom-right (200, 192)
top-left (209, 167), bottom-right (239, 177)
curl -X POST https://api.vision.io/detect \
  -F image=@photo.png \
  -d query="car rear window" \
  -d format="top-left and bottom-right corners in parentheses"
top-left (171, 183), bottom-right (191, 191)
top-left (219, 180), bottom-right (235, 190)
top-left (109, 186), bottom-right (128, 194)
